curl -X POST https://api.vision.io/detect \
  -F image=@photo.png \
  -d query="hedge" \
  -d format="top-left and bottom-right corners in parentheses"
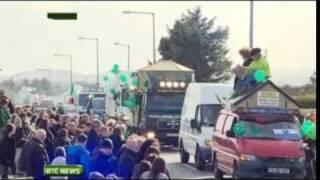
top-left (294, 95), bottom-right (316, 109)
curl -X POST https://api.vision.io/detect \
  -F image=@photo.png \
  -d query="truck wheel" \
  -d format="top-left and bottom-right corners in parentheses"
top-left (195, 147), bottom-right (205, 170)
top-left (180, 141), bottom-right (189, 164)
top-left (214, 159), bottom-right (223, 180)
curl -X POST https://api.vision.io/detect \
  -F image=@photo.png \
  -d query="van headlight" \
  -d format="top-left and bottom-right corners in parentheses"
top-left (239, 154), bottom-right (257, 161)
top-left (146, 131), bottom-right (155, 139)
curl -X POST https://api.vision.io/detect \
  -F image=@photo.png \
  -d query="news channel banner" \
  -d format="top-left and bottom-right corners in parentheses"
top-left (44, 165), bottom-right (83, 177)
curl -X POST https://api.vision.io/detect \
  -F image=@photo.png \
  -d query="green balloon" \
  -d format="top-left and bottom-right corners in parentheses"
top-left (120, 73), bottom-right (129, 83)
top-left (254, 70), bottom-right (267, 83)
top-left (133, 79), bottom-right (140, 87)
top-left (233, 121), bottom-right (246, 137)
top-left (252, 125), bottom-right (261, 135)
top-left (103, 76), bottom-right (109, 81)
top-left (302, 119), bottom-right (316, 140)
top-left (110, 88), bottom-right (117, 95)
top-left (112, 64), bottom-right (120, 74)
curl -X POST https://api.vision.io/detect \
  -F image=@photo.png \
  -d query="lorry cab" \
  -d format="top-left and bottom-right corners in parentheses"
top-left (211, 80), bottom-right (305, 179)
top-left (179, 83), bottom-right (233, 170)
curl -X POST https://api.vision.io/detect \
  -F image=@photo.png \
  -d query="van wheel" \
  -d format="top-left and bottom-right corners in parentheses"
top-left (214, 159), bottom-right (223, 180)
top-left (180, 140), bottom-right (189, 164)
top-left (195, 147), bottom-right (205, 170)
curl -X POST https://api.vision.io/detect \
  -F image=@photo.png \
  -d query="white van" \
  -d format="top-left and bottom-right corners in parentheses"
top-left (179, 83), bottom-right (233, 170)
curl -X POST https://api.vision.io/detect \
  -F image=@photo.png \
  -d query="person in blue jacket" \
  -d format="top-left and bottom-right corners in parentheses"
top-left (66, 133), bottom-right (91, 179)
top-left (91, 138), bottom-right (117, 176)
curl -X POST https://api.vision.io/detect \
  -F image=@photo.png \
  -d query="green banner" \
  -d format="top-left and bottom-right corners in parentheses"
top-left (44, 165), bottom-right (83, 176)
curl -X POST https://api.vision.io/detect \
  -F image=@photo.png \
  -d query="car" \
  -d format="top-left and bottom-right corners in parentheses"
top-left (179, 83), bottom-right (233, 170)
top-left (211, 107), bottom-right (305, 179)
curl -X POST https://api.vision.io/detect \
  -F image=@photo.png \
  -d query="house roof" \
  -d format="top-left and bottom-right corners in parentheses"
top-left (229, 80), bottom-right (302, 108)
top-left (139, 60), bottom-right (194, 72)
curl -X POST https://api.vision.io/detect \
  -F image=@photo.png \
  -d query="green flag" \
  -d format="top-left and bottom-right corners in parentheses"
top-left (69, 83), bottom-right (76, 97)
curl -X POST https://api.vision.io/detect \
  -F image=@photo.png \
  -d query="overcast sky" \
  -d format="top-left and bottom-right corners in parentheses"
top-left (0, 1), bottom-right (316, 86)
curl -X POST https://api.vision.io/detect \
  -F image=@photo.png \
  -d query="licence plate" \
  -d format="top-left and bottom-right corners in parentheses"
top-left (268, 168), bottom-right (290, 174)
top-left (166, 133), bottom-right (178, 137)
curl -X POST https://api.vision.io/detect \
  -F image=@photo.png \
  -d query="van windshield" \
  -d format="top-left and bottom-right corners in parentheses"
top-left (239, 121), bottom-right (302, 141)
top-left (200, 104), bottom-right (222, 126)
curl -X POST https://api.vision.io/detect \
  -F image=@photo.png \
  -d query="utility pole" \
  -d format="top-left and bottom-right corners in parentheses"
top-left (249, 0), bottom-right (254, 48)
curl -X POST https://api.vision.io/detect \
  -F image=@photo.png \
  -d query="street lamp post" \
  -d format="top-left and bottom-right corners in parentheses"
top-left (123, 10), bottom-right (156, 64)
top-left (54, 54), bottom-right (73, 87)
top-left (114, 42), bottom-right (131, 70)
top-left (78, 37), bottom-right (100, 87)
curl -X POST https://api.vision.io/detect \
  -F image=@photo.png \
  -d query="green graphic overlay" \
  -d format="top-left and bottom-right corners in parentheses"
top-left (44, 165), bottom-right (83, 176)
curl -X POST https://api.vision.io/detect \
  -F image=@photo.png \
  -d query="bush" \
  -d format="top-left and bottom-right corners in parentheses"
top-left (294, 95), bottom-right (316, 109)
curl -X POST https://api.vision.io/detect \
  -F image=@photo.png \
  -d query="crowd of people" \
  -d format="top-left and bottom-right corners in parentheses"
top-left (0, 93), bottom-right (170, 180)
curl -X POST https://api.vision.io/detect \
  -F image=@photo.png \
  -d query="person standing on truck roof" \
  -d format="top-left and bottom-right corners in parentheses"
top-left (233, 47), bottom-right (254, 90)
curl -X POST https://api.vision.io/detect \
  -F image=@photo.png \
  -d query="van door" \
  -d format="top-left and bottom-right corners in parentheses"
top-left (221, 115), bottom-right (238, 174)
top-left (213, 113), bottom-right (229, 173)
top-left (187, 105), bottom-right (202, 154)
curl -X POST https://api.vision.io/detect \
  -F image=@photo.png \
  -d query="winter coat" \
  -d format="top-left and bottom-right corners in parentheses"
top-left (44, 128), bottom-right (55, 161)
top-left (234, 58), bottom-right (254, 89)
top-left (91, 150), bottom-right (117, 176)
top-left (52, 136), bottom-right (70, 151)
top-left (86, 129), bottom-right (100, 154)
top-left (0, 136), bottom-right (16, 166)
top-left (66, 144), bottom-right (91, 178)
top-left (18, 138), bottom-right (49, 179)
top-left (109, 134), bottom-right (125, 155)
top-left (247, 56), bottom-right (271, 77)
top-left (117, 148), bottom-right (138, 179)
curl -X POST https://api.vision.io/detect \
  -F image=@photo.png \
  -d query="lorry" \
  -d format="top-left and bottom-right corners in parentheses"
top-left (131, 60), bottom-right (194, 147)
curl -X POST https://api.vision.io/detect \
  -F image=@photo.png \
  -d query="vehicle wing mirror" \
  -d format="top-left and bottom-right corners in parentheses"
top-left (226, 130), bottom-right (235, 138)
top-left (191, 119), bottom-right (197, 129)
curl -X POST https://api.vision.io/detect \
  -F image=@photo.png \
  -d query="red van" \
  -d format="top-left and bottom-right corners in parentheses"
top-left (211, 107), bottom-right (305, 179)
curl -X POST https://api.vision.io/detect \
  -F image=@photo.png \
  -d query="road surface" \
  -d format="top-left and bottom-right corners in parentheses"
top-left (162, 147), bottom-right (215, 179)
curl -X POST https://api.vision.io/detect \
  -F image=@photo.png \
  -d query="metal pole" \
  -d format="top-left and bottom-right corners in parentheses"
top-left (70, 56), bottom-right (73, 86)
top-left (128, 45), bottom-right (130, 70)
top-left (96, 39), bottom-right (100, 88)
top-left (249, 0), bottom-right (254, 48)
top-left (152, 13), bottom-right (156, 63)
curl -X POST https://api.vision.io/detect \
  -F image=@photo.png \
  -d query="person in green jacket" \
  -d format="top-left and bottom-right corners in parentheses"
top-left (234, 48), bottom-right (271, 94)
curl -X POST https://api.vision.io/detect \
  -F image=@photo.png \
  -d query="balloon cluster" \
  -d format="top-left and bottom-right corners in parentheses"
top-left (102, 64), bottom-right (141, 109)
top-left (301, 119), bottom-right (316, 140)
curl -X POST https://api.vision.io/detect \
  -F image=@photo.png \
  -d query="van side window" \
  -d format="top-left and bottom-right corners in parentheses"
top-left (215, 114), bottom-right (226, 132)
top-left (200, 105), bottom-right (222, 127)
top-left (223, 115), bottom-right (235, 134)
